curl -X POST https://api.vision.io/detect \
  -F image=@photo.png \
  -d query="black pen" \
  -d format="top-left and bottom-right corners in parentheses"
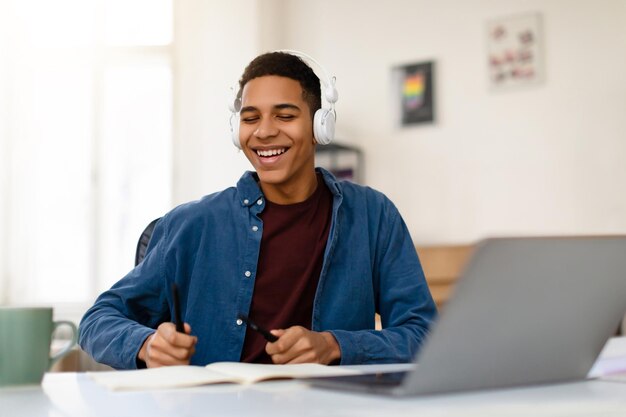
top-left (171, 283), bottom-right (185, 333)
top-left (238, 314), bottom-right (279, 342)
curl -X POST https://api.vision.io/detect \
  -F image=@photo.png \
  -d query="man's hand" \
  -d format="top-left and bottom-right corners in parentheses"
top-left (138, 322), bottom-right (197, 368)
top-left (265, 326), bottom-right (341, 365)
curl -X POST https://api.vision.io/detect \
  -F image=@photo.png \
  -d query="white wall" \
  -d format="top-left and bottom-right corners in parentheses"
top-left (267, 0), bottom-right (626, 244)
top-left (173, 0), bottom-right (263, 204)
top-left (176, 0), bottom-right (626, 245)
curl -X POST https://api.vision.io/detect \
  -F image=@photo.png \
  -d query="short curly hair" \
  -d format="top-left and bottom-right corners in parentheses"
top-left (238, 52), bottom-right (321, 118)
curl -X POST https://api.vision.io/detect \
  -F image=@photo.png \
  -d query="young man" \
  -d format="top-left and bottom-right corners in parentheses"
top-left (79, 51), bottom-right (437, 368)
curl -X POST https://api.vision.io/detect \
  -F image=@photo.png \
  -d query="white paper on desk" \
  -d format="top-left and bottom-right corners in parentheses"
top-left (88, 363), bottom-right (361, 391)
top-left (600, 372), bottom-right (626, 384)
top-left (587, 337), bottom-right (626, 379)
top-left (589, 356), bottom-right (626, 379)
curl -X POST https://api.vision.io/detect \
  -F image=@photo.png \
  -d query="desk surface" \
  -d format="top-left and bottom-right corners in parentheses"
top-left (2, 339), bottom-right (626, 417)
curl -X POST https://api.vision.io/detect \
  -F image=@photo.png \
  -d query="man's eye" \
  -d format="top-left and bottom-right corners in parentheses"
top-left (277, 114), bottom-right (295, 120)
top-left (241, 116), bottom-right (258, 123)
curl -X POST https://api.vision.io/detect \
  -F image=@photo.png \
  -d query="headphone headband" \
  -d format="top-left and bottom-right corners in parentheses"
top-left (275, 49), bottom-right (337, 103)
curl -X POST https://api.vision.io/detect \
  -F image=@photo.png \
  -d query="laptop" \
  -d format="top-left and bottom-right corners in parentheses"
top-left (309, 236), bottom-right (626, 396)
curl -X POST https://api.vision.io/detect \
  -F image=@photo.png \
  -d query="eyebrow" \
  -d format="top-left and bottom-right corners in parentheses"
top-left (239, 103), bottom-right (301, 113)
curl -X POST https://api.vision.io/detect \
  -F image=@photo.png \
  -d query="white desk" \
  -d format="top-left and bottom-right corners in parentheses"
top-left (2, 339), bottom-right (626, 417)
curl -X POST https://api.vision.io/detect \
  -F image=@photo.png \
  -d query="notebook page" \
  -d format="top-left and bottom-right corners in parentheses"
top-left (88, 365), bottom-right (235, 390)
top-left (207, 362), bottom-right (363, 384)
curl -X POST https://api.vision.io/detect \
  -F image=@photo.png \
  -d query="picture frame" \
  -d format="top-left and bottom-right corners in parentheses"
top-left (486, 12), bottom-right (544, 90)
top-left (392, 61), bottom-right (435, 126)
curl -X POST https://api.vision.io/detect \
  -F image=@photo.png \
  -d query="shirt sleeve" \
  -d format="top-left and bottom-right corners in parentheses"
top-left (329, 199), bottom-right (438, 364)
top-left (78, 217), bottom-right (171, 370)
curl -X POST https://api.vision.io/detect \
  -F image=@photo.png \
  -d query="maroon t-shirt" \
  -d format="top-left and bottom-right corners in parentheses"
top-left (240, 174), bottom-right (333, 363)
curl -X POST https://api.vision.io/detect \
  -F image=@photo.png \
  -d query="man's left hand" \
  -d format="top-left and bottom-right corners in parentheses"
top-left (265, 326), bottom-right (341, 365)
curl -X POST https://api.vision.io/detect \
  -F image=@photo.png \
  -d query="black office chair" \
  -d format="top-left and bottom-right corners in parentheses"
top-left (134, 217), bottom-right (161, 266)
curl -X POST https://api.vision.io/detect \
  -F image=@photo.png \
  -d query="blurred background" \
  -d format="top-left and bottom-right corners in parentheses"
top-left (1, 0), bottom-right (625, 323)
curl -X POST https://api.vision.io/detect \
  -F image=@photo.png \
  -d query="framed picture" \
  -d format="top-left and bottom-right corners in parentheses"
top-left (487, 12), bottom-right (544, 90)
top-left (392, 61), bottom-right (435, 126)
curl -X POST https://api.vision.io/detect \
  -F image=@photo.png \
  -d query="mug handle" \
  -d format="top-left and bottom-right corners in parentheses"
top-left (49, 320), bottom-right (78, 366)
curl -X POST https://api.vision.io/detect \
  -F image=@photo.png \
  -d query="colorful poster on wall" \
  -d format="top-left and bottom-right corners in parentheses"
top-left (487, 12), bottom-right (544, 89)
top-left (393, 61), bottom-right (435, 126)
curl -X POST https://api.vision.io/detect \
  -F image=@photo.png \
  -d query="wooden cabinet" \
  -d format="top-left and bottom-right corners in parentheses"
top-left (416, 244), bottom-right (474, 309)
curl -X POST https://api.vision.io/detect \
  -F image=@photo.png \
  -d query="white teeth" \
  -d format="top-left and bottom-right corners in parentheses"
top-left (256, 148), bottom-right (286, 157)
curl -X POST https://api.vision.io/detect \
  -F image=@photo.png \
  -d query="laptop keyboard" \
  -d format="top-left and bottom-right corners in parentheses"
top-left (312, 371), bottom-right (408, 387)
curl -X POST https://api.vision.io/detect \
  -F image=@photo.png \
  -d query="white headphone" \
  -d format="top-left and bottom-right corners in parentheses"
top-left (228, 50), bottom-right (338, 149)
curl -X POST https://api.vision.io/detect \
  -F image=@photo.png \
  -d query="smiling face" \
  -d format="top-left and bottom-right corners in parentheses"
top-left (239, 75), bottom-right (318, 204)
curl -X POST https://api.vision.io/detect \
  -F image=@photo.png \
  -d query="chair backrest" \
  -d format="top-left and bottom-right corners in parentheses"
top-left (134, 217), bottom-right (161, 266)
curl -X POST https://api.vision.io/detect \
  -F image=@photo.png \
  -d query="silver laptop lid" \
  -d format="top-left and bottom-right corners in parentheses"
top-left (402, 236), bottom-right (626, 395)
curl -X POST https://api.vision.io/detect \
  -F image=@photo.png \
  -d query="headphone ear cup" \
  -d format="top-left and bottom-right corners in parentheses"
top-left (230, 112), bottom-right (241, 149)
top-left (228, 91), bottom-right (242, 149)
top-left (313, 109), bottom-right (335, 145)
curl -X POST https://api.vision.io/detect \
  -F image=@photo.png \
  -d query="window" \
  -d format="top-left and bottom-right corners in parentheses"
top-left (0, 0), bottom-right (174, 321)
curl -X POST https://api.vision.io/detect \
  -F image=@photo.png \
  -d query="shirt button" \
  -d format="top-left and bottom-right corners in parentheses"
top-left (236, 319), bottom-right (243, 326)
top-left (244, 271), bottom-right (251, 277)
top-left (243, 199), bottom-right (249, 205)
top-left (257, 199), bottom-right (263, 205)
top-left (252, 225), bottom-right (258, 232)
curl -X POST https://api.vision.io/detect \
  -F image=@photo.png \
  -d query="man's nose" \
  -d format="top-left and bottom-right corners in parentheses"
top-left (254, 117), bottom-right (279, 139)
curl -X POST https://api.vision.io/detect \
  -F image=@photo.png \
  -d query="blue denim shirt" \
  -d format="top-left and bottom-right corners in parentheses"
top-left (79, 168), bottom-right (437, 369)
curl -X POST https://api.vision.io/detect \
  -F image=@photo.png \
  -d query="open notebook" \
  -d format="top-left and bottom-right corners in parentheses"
top-left (88, 362), bottom-right (362, 391)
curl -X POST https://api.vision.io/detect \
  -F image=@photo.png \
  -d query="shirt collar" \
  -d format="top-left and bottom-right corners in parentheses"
top-left (317, 167), bottom-right (343, 197)
top-left (235, 167), bottom-right (343, 207)
top-left (236, 171), bottom-right (264, 207)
